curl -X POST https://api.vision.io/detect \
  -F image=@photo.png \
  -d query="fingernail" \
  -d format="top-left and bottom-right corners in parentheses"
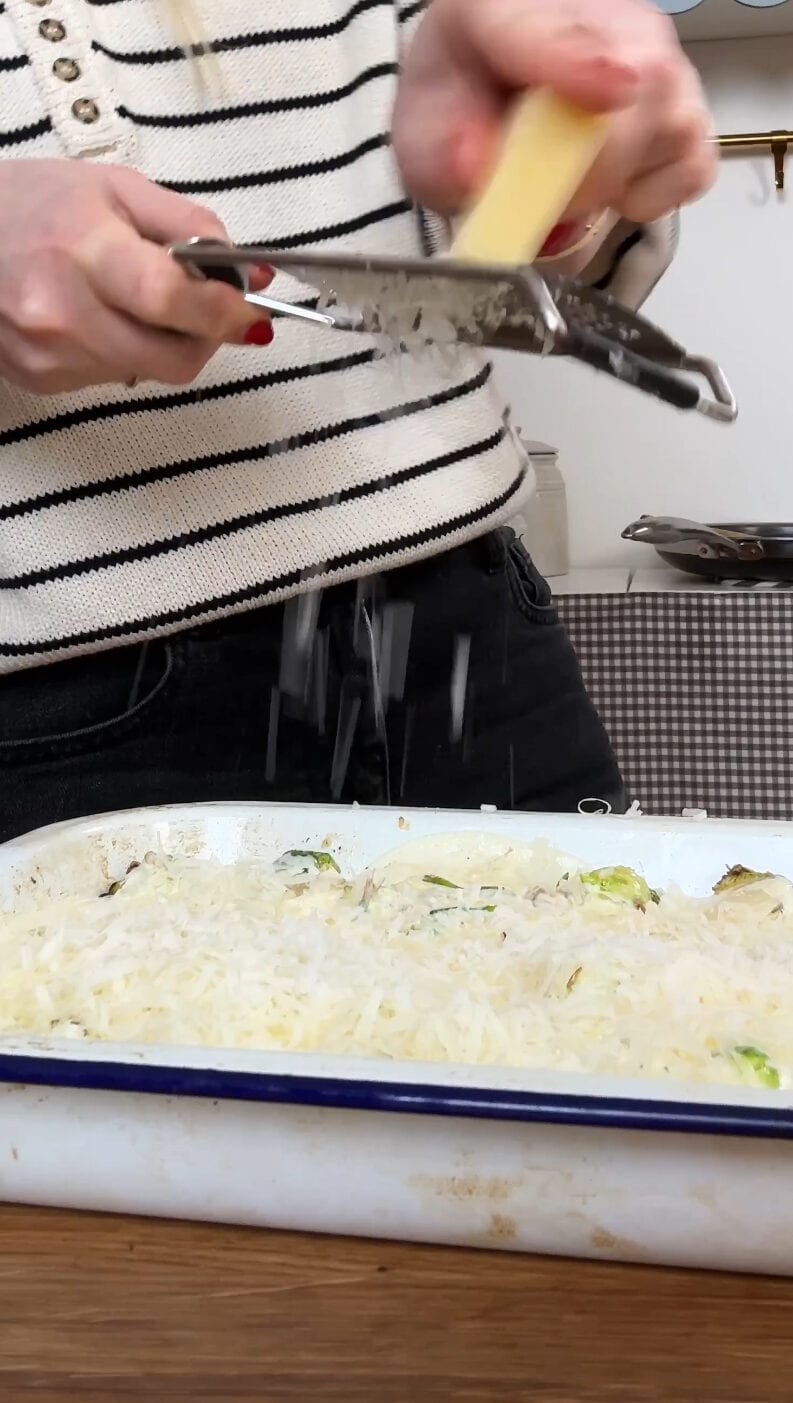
top-left (244, 320), bottom-right (274, 347)
top-left (250, 264), bottom-right (275, 291)
top-left (539, 221), bottom-right (581, 259)
top-left (582, 55), bottom-right (638, 86)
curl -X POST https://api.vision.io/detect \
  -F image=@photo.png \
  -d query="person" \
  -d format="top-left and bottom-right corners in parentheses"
top-left (0, 0), bottom-right (714, 841)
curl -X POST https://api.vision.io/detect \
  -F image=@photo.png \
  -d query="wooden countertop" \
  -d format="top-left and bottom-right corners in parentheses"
top-left (0, 1207), bottom-right (791, 1401)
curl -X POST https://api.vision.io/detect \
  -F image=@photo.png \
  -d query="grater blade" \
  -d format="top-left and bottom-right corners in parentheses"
top-left (170, 243), bottom-right (568, 344)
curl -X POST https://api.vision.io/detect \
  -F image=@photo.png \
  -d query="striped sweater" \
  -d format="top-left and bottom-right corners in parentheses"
top-left (0, 0), bottom-right (675, 672)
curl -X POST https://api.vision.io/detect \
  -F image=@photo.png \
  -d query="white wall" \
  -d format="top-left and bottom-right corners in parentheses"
top-left (495, 36), bottom-right (793, 568)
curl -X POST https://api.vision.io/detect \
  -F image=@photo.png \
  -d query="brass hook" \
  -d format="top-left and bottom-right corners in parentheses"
top-left (715, 129), bottom-right (792, 192)
top-left (771, 135), bottom-right (787, 191)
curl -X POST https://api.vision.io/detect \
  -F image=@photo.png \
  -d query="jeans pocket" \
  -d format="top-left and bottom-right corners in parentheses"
top-left (506, 538), bottom-right (559, 626)
top-left (0, 638), bottom-right (179, 762)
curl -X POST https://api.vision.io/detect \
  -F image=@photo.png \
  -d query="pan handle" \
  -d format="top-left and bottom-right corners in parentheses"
top-left (621, 516), bottom-right (765, 561)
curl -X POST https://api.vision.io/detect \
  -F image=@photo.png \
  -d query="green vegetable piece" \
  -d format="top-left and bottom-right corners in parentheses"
top-left (580, 866), bottom-right (656, 910)
top-left (99, 860), bottom-right (140, 899)
top-left (733, 1045), bottom-right (780, 1090)
top-left (423, 874), bottom-right (461, 890)
top-left (279, 849), bottom-right (340, 874)
top-left (713, 865), bottom-right (775, 895)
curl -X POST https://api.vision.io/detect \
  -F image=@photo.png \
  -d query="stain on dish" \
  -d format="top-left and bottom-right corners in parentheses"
top-left (590, 1226), bottom-right (644, 1257)
top-left (410, 1173), bottom-right (516, 1203)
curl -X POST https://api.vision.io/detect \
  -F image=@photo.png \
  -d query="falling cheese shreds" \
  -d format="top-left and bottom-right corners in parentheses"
top-left (2, 842), bottom-right (793, 1092)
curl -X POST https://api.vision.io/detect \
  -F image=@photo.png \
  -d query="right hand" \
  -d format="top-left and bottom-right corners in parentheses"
top-left (395, 0), bottom-right (715, 225)
top-left (0, 159), bottom-right (271, 395)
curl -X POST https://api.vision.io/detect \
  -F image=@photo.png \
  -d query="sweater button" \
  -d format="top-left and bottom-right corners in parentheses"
top-left (38, 17), bottom-right (66, 40)
top-left (71, 98), bottom-right (100, 124)
top-left (53, 56), bottom-right (80, 81)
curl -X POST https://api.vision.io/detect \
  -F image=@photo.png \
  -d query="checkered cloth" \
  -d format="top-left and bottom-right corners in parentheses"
top-left (557, 591), bottom-right (793, 820)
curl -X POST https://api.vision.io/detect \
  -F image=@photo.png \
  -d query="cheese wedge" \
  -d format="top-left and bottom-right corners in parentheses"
top-left (451, 90), bottom-right (608, 266)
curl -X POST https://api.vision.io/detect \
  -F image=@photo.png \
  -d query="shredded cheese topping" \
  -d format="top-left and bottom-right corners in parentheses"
top-left (1, 838), bottom-right (791, 1091)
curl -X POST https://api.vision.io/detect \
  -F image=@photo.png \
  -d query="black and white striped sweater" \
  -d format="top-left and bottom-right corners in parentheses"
top-left (0, 0), bottom-right (675, 672)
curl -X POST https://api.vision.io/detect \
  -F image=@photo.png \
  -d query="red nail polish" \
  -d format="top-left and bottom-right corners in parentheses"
top-left (244, 320), bottom-right (274, 347)
top-left (539, 222), bottom-right (580, 258)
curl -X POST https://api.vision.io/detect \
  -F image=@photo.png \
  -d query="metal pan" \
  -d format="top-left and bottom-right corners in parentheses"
top-left (622, 516), bottom-right (793, 581)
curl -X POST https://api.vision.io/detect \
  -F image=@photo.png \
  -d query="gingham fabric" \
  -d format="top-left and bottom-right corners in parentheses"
top-left (558, 590), bottom-right (793, 820)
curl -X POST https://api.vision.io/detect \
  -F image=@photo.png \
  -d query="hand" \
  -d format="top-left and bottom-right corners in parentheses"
top-left (0, 160), bottom-right (272, 396)
top-left (394, 0), bottom-right (716, 227)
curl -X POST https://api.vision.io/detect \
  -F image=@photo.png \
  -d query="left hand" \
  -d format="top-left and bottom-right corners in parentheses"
top-left (393, 0), bottom-right (717, 228)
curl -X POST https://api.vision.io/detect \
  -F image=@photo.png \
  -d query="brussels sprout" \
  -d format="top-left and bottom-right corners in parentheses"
top-left (580, 866), bottom-right (659, 910)
top-left (713, 865), bottom-right (774, 895)
top-left (732, 1045), bottom-right (780, 1090)
top-left (276, 849), bottom-right (340, 875)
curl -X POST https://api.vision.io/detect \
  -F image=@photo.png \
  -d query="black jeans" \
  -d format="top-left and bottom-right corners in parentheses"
top-left (0, 531), bottom-right (624, 843)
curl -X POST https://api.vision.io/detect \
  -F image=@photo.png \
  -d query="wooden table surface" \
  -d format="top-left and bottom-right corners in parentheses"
top-left (0, 1208), bottom-right (791, 1402)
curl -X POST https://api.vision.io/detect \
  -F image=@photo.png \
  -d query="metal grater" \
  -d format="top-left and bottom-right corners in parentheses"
top-left (170, 239), bottom-right (737, 424)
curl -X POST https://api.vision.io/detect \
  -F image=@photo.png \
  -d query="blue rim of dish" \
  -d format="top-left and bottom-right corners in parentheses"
top-left (2, 1053), bottom-right (793, 1139)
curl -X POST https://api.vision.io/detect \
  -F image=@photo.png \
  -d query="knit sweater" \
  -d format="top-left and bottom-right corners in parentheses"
top-left (0, 0), bottom-right (675, 672)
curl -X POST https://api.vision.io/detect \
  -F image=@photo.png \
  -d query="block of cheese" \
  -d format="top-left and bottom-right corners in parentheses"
top-left (451, 90), bottom-right (608, 266)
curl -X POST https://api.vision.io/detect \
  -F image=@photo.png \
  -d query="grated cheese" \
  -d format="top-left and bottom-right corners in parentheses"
top-left (2, 837), bottom-right (792, 1092)
top-left (312, 268), bottom-right (534, 364)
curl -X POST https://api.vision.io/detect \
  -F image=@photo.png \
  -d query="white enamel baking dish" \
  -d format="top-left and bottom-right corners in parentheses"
top-left (1, 802), bottom-right (793, 1275)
